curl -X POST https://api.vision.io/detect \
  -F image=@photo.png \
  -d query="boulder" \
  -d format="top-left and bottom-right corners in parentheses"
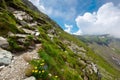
top-left (0, 65), bottom-right (5, 71)
top-left (0, 48), bottom-right (13, 66)
top-left (24, 76), bottom-right (36, 80)
top-left (28, 21), bottom-right (37, 27)
top-left (91, 63), bottom-right (98, 73)
top-left (23, 28), bottom-right (35, 34)
top-left (17, 38), bottom-right (26, 44)
top-left (0, 37), bottom-right (9, 49)
top-left (48, 34), bottom-right (54, 40)
top-left (16, 34), bottom-right (27, 38)
top-left (79, 60), bottom-right (86, 66)
top-left (13, 11), bottom-right (33, 21)
top-left (20, 21), bottom-right (28, 26)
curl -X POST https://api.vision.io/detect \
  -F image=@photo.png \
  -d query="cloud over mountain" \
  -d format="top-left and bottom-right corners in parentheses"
top-left (29, 0), bottom-right (77, 21)
top-left (75, 2), bottom-right (120, 38)
top-left (29, 0), bottom-right (45, 13)
top-left (64, 24), bottom-right (73, 33)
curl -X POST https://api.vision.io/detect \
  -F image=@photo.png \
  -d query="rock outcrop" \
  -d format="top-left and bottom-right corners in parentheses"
top-left (0, 48), bottom-right (13, 66)
top-left (0, 37), bottom-right (9, 49)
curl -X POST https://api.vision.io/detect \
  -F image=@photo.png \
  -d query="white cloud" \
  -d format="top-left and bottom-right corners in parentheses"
top-left (64, 24), bottom-right (73, 33)
top-left (29, 0), bottom-right (46, 13)
top-left (29, 0), bottom-right (77, 22)
top-left (73, 30), bottom-right (82, 35)
top-left (75, 2), bottom-right (120, 38)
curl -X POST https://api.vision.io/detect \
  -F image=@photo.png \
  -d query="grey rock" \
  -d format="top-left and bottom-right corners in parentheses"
top-left (0, 65), bottom-right (5, 71)
top-left (9, 33), bottom-right (27, 38)
top-left (0, 37), bottom-right (9, 48)
top-left (79, 47), bottom-right (86, 52)
top-left (16, 34), bottom-right (27, 38)
top-left (48, 34), bottom-right (54, 40)
top-left (79, 60), bottom-right (86, 66)
top-left (0, 48), bottom-right (13, 66)
top-left (8, 32), bottom-right (15, 36)
top-left (23, 28), bottom-right (35, 34)
top-left (17, 38), bottom-right (25, 44)
top-left (84, 76), bottom-right (88, 80)
top-left (84, 64), bottom-right (93, 74)
top-left (24, 76), bottom-right (36, 80)
top-left (91, 63), bottom-right (98, 73)
top-left (48, 34), bottom-right (54, 38)
top-left (112, 56), bottom-right (120, 66)
top-left (34, 32), bottom-right (40, 36)
top-left (13, 11), bottom-right (33, 21)
top-left (20, 21), bottom-right (28, 26)
top-left (28, 21), bottom-right (37, 27)
top-left (48, 29), bottom-right (55, 34)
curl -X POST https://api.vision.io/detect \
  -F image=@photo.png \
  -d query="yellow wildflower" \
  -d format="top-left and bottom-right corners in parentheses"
top-left (35, 70), bottom-right (38, 73)
top-left (42, 70), bottom-right (45, 73)
top-left (55, 76), bottom-right (58, 78)
top-left (40, 63), bottom-right (44, 66)
top-left (32, 70), bottom-right (34, 72)
top-left (48, 73), bottom-right (52, 77)
top-left (34, 66), bottom-right (37, 69)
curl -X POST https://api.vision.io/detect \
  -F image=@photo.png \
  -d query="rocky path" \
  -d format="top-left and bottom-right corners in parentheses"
top-left (0, 44), bottom-right (41, 80)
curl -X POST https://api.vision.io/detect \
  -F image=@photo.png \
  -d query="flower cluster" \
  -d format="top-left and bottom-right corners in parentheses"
top-left (31, 59), bottom-right (59, 80)
top-left (31, 59), bottom-right (48, 79)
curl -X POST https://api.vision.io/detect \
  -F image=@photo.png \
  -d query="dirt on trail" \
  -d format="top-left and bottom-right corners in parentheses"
top-left (0, 44), bottom-right (42, 80)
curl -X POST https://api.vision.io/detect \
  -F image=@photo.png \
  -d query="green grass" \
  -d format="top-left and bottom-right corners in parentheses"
top-left (60, 31), bottom-right (120, 79)
top-left (7, 36), bottom-right (25, 51)
top-left (85, 46), bottom-right (120, 79)
top-left (32, 25), bottom-right (99, 80)
top-left (1, 0), bottom-right (120, 80)
top-left (75, 35), bottom-right (120, 79)
top-left (0, 10), bottom-right (24, 36)
top-left (114, 48), bottom-right (120, 54)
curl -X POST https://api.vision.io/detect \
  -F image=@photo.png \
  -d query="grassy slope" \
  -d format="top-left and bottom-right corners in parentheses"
top-left (48, 30), bottom-right (120, 79)
top-left (0, 0), bottom-right (87, 80)
top-left (86, 47), bottom-right (120, 80)
top-left (76, 35), bottom-right (120, 80)
top-left (1, 0), bottom-right (120, 80)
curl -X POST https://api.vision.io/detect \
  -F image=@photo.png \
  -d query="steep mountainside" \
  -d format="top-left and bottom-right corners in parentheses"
top-left (76, 35), bottom-right (120, 79)
top-left (0, 0), bottom-right (120, 80)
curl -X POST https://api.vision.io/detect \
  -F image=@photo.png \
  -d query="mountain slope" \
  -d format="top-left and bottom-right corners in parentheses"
top-left (0, 0), bottom-right (119, 80)
top-left (75, 35), bottom-right (120, 80)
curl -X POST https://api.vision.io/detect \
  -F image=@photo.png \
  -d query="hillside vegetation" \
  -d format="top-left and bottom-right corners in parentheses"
top-left (0, 0), bottom-right (120, 80)
top-left (76, 35), bottom-right (120, 80)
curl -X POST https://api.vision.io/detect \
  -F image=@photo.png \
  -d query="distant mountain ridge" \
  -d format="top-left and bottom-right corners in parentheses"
top-left (75, 34), bottom-right (120, 71)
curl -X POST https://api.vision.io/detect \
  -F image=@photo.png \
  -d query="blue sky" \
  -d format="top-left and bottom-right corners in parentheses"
top-left (29, 0), bottom-right (120, 37)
